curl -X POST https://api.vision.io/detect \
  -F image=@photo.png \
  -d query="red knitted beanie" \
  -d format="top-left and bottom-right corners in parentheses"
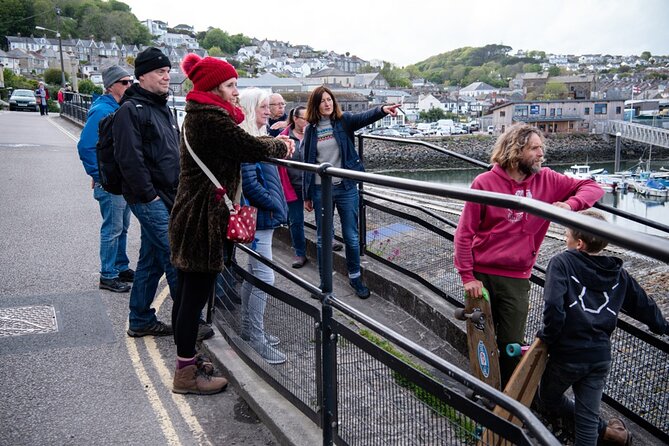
top-left (181, 53), bottom-right (238, 92)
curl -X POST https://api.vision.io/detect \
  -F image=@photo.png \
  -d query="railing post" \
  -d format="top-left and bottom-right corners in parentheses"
top-left (319, 172), bottom-right (337, 445)
top-left (357, 133), bottom-right (367, 255)
top-left (614, 132), bottom-right (622, 173)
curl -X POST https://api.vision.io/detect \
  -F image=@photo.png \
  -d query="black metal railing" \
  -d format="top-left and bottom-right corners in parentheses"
top-left (60, 93), bottom-right (94, 124)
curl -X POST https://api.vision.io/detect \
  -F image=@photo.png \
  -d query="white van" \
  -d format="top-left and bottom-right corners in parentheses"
top-left (487, 125), bottom-right (495, 135)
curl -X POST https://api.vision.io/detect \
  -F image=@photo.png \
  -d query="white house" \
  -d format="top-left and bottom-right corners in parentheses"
top-left (417, 93), bottom-right (446, 112)
top-left (459, 81), bottom-right (498, 98)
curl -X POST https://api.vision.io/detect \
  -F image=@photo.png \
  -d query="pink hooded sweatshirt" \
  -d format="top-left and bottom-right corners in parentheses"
top-left (454, 164), bottom-right (604, 284)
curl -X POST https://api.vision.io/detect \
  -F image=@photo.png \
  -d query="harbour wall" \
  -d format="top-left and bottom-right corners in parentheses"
top-left (362, 134), bottom-right (669, 171)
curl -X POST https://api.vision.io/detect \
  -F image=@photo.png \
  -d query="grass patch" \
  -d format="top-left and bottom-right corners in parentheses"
top-left (358, 329), bottom-right (478, 440)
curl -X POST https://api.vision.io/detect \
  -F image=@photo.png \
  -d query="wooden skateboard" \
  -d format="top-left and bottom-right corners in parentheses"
top-left (454, 287), bottom-right (501, 390)
top-left (480, 338), bottom-right (549, 445)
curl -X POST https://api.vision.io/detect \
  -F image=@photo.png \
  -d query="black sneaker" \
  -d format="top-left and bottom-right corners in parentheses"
top-left (349, 277), bottom-right (370, 299)
top-left (118, 269), bottom-right (135, 282)
top-left (127, 321), bottom-right (173, 337)
top-left (197, 322), bottom-right (215, 341)
top-left (99, 277), bottom-right (131, 293)
top-left (333, 241), bottom-right (344, 252)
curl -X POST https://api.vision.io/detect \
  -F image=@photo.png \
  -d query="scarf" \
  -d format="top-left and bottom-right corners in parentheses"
top-left (185, 90), bottom-right (245, 125)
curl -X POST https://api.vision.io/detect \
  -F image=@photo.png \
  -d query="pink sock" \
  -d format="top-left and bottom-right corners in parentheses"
top-left (177, 357), bottom-right (197, 369)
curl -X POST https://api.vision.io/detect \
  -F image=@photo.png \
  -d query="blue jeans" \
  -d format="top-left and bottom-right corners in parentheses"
top-left (312, 184), bottom-right (361, 279)
top-left (128, 200), bottom-right (178, 330)
top-left (287, 199), bottom-right (306, 257)
top-left (538, 358), bottom-right (610, 445)
top-left (241, 229), bottom-right (274, 344)
top-left (93, 183), bottom-right (131, 280)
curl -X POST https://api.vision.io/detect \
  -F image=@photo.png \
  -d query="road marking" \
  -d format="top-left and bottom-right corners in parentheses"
top-left (125, 322), bottom-right (182, 446)
top-left (146, 286), bottom-right (212, 446)
top-left (46, 116), bottom-right (80, 142)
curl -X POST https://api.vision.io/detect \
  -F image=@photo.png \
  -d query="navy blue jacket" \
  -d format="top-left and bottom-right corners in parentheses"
top-left (538, 249), bottom-right (669, 363)
top-left (302, 106), bottom-right (386, 200)
top-left (241, 162), bottom-right (287, 230)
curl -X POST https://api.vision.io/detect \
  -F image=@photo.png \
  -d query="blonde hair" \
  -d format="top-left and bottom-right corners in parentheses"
top-left (238, 88), bottom-right (269, 136)
top-left (490, 124), bottom-right (545, 170)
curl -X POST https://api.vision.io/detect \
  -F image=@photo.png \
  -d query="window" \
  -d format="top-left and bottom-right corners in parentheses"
top-left (584, 107), bottom-right (590, 115)
top-left (540, 108), bottom-right (546, 117)
top-left (514, 106), bottom-right (528, 117)
top-left (550, 108), bottom-right (555, 117)
top-left (616, 106), bottom-right (622, 114)
top-left (500, 111), bottom-right (506, 117)
top-left (557, 108), bottom-right (562, 117)
top-left (594, 103), bottom-right (607, 115)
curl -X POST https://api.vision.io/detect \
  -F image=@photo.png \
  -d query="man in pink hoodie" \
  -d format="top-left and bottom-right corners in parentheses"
top-left (454, 123), bottom-right (604, 385)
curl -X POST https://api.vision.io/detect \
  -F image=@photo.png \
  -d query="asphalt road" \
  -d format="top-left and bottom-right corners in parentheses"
top-left (0, 110), bottom-right (277, 446)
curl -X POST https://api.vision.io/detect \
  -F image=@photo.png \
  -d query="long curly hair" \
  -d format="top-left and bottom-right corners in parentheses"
top-left (490, 124), bottom-right (545, 170)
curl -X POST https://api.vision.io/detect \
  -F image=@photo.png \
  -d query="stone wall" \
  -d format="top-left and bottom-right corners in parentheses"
top-left (361, 134), bottom-right (669, 171)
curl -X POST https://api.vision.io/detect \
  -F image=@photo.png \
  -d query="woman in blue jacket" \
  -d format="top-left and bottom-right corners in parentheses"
top-left (239, 88), bottom-right (288, 365)
top-left (303, 86), bottom-right (399, 299)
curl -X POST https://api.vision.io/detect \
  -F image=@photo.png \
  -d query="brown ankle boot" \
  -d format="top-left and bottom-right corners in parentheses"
top-left (172, 364), bottom-right (228, 395)
top-left (600, 417), bottom-right (632, 446)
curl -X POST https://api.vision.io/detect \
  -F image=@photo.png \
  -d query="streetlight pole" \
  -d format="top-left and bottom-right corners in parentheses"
top-left (35, 10), bottom-right (66, 88)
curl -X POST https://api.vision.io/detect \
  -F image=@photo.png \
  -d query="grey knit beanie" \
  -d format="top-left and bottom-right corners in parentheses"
top-left (102, 65), bottom-right (131, 90)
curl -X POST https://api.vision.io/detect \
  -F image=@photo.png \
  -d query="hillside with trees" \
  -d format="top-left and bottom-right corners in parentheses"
top-left (0, 0), bottom-right (152, 47)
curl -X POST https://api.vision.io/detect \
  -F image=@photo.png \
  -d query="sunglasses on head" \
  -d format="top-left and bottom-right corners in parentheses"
top-left (116, 79), bottom-right (133, 86)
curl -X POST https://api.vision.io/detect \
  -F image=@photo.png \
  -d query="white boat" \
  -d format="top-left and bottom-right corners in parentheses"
top-left (564, 164), bottom-right (606, 179)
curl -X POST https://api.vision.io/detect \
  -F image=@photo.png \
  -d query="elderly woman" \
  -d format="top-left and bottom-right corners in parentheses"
top-left (303, 85), bottom-right (399, 299)
top-left (169, 55), bottom-right (293, 395)
top-left (238, 88), bottom-right (288, 365)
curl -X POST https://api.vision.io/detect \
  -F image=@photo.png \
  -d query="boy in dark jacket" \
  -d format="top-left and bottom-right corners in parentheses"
top-left (537, 209), bottom-right (668, 446)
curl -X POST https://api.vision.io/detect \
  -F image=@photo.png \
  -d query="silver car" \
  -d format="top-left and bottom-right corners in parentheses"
top-left (9, 89), bottom-right (39, 112)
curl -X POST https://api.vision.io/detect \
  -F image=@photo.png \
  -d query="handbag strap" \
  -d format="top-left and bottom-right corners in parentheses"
top-left (183, 127), bottom-right (240, 212)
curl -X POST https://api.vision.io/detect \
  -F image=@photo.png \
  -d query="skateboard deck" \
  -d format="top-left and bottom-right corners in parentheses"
top-left (454, 288), bottom-right (501, 390)
top-left (480, 338), bottom-right (549, 445)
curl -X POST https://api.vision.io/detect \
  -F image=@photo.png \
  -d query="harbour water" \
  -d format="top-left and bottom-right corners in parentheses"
top-left (384, 160), bottom-right (669, 237)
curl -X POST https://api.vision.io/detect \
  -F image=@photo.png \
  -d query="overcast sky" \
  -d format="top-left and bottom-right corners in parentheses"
top-left (121, 0), bottom-right (669, 66)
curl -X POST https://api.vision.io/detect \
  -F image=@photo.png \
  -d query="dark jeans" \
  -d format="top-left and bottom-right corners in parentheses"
top-left (173, 270), bottom-right (217, 358)
top-left (538, 358), bottom-right (610, 445)
top-left (474, 272), bottom-right (530, 386)
top-left (287, 199), bottom-right (306, 257)
top-left (312, 184), bottom-right (361, 279)
top-left (128, 200), bottom-right (178, 330)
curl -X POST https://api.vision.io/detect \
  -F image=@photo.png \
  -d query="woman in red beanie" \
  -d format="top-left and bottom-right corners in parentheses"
top-left (168, 54), bottom-right (294, 395)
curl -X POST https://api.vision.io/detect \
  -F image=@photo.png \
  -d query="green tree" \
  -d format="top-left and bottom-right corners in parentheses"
top-left (200, 28), bottom-right (249, 54)
top-left (548, 65), bottom-right (561, 76)
top-left (44, 68), bottom-right (69, 85)
top-left (419, 107), bottom-right (446, 122)
top-left (543, 81), bottom-right (568, 99)
top-left (207, 46), bottom-right (223, 57)
top-left (78, 79), bottom-right (102, 95)
top-left (3, 68), bottom-right (36, 89)
top-left (640, 51), bottom-right (651, 61)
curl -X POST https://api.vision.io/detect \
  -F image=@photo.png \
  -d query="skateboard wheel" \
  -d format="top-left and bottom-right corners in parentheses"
top-left (454, 308), bottom-right (466, 320)
top-left (464, 388), bottom-right (477, 400)
top-left (506, 343), bottom-right (522, 357)
top-left (470, 310), bottom-right (485, 324)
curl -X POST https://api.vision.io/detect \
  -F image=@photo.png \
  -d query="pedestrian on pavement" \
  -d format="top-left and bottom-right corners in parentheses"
top-left (77, 65), bottom-right (134, 293)
top-left (537, 209), bottom-right (667, 445)
top-left (237, 88), bottom-right (292, 365)
top-left (36, 81), bottom-right (49, 116)
top-left (267, 93), bottom-right (288, 136)
top-left (453, 123), bottom-right (605, 386)
top-left (169, 56), bottom-right (292, 393)
top-left (302, 85), bottom-right (400, 299)
top-left (113, 47), bottom-right (181, 339)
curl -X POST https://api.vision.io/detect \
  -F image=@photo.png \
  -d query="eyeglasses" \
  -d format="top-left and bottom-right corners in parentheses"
top-left (270, 102), bottom-right (286, 106)
top-left (116, 79), bottom-right (133, 86)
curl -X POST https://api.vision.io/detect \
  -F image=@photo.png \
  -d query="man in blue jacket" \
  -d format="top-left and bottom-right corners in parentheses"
top-left (77, 65), bottom-right (134, 293)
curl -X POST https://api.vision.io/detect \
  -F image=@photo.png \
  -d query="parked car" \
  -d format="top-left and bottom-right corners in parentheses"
top-left (467, 121), bottom-right (480, 132)
top-left (487, 125), bottom-right (495, 135)
top-left (370, 128), bottom-right (402, 137)
top-left (9, 89), bottom-right (39, 112)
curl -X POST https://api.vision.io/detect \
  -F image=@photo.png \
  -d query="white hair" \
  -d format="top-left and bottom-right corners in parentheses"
top-left (238, 88), bottom-right (269, 136)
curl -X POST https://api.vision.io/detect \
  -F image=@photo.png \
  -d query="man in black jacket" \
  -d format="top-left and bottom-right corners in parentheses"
top-left (113, 47), bottom-right (180, 338)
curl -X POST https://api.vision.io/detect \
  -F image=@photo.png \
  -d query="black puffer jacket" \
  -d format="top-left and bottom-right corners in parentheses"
top-left (113, 84), bottom-right (180, 207)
